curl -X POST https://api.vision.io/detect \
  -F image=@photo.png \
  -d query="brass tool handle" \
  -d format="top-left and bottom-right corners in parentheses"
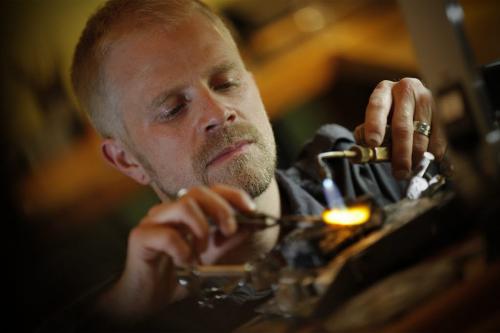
top-left (348, 123), bottom-right (392, 163)
top-left (348, 145), bottom-right (391, 163)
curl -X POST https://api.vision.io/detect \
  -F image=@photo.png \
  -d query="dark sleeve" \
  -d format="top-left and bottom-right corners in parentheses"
top-left (36, 273), bottom-right (121, 332)
top-left (285, 124), bottom-right (405, 207)
top-left (32, 220), bottom-right (129, 333)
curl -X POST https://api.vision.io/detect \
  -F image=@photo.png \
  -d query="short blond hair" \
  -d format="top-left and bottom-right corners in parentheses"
top-left (71, 0), bottom-right (232, 139)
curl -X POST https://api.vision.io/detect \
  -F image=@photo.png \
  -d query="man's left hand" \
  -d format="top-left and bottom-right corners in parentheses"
top-left (355, 78), bottom-right (447, 179)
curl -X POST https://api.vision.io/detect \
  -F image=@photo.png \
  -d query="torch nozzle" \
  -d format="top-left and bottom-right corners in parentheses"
top-left (318, 145), bottom-right (391, 164)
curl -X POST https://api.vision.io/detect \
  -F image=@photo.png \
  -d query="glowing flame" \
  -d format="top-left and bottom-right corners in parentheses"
top-left (322, 205), bottom-right (371, 226)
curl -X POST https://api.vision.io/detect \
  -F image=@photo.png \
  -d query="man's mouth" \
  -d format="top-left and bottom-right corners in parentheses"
top-left (207, 140), bottom-right (253, 167)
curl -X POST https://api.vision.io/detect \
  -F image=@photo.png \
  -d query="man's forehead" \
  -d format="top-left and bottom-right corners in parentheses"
top-left (106, 16), bottom-right (239, 80)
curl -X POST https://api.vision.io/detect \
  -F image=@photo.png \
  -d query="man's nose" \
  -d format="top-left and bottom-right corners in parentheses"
top-left (199, 91), bottom-right (236, 134)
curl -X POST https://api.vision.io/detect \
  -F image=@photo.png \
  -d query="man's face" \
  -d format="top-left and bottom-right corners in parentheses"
top-left (104, 13), bottom-right (276, 198)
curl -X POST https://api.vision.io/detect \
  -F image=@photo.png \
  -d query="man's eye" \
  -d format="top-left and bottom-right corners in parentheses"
top-left (156, 103), bottom-right (186, 122)
top-left (213, 80), bottom-right (239, 92)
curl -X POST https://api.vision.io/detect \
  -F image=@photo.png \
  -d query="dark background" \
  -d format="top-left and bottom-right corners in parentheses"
top-left (2, 0), bottom-right (498, 331)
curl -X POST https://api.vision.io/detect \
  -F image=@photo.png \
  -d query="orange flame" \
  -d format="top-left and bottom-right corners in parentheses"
top-left (322, 205), bottom-right (371, 226)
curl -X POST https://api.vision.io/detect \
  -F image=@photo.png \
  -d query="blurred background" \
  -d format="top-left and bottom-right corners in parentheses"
top-left (2, 0), bottom-right (498, 330)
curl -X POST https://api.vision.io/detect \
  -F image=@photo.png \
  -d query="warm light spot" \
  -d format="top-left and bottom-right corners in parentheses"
top-left (322, 205), bottom-right (371, 226)
top-left (294, 6), bottom-right (326, 32)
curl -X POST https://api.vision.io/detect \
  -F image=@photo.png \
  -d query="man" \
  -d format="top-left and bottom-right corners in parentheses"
top-left (67, 0), bottom-right (446, 330)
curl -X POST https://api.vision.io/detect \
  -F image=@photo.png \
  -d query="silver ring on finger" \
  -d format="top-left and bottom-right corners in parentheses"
top-left (413, 120), bottom-right (431, 137)
top-left (176, 188), bottom-right (188, 199)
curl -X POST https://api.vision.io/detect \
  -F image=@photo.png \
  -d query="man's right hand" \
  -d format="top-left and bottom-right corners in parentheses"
top-left (95, 184), bottom-right (256, 323)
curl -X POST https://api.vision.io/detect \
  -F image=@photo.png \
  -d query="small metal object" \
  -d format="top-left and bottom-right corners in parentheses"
top-left (176, 264), bottom-right (250, 305)
top-left (176, 188), bottom-right (188, 198)
top-left (348, 145), bottom-right (391, 163)
top-left (177, 264), bottom-right (250, 280)
top-left (415, 151), bottom-right (435, 177)
top-left (406, 152), bottom-right (435, 199)
top-left (413, 120), bottom-right (431, 137)
top-left (406, 177), bottom-right (429, 200)
top-left (233, 211), bottom-right (323, 229)
top-left (177, 255), bottom-right (282, 308)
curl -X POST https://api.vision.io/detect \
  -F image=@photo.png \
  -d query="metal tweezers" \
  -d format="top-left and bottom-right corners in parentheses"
top-left (234, 211), bottom-right (323, 229)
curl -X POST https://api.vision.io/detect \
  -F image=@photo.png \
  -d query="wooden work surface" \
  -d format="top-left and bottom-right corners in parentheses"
top-left (234, 238), bottom-right (500, 333)
top-left (234, 192), bottom-right (500, 332)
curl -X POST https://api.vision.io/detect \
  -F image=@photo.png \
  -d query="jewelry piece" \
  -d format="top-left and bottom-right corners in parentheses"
top-left (413, 120), bottom-right (431, 137)
top-left (176, 188), bottom-right (188, 199)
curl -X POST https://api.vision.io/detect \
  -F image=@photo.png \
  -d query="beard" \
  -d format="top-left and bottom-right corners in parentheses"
top-left (192, 122), bottom-right (276, 198)
top-left (140, 122), bottom-right (276, 199)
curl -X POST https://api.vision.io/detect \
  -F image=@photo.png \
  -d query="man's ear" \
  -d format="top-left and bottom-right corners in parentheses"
top-left (101, 139), bottom-right (151, 185)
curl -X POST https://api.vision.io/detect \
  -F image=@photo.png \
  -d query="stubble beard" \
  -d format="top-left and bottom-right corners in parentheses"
top-left (141, 122), bottom-right (276, 200)
top-left (193, 122), bottom-right (276, 198)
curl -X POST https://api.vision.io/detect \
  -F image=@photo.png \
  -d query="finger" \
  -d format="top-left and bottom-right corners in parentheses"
top-left (354, 124), bottom-right (365, 145)
top-left (146, 199), bottom-right (210, 252)
top-left (183, 186), bottom-right (238, 237)
top-left (129, 224), bottom-right (192, 267)
top-left (412, 86), bottom-right (433, 166)
top-left (364, 80), bottom-right (395, 147)
top-left (391, 78), bottom-right (416, 179)
top-left (200, 229), bottom-right (252, 264)
top-left (210, 183), bottom-right (256, 213)
top-left (428, 109), bottom-right (447, 161)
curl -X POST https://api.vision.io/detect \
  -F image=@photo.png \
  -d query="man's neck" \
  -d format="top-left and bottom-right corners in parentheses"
top-left (254, 177), bottom-right (281, 218)
top-left (247, 177), bottom-right (281, 257)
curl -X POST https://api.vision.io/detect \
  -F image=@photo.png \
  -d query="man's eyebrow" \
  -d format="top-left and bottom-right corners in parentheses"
top-left (204, 61), bottom-right (239, 78)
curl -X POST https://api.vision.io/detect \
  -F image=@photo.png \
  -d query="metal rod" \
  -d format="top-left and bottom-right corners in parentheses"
top-left (319, 151), bottom-right (357, 159)
top-left (318, 146), bottom-right (391, 164)
top-left (235, 211), bottom-right (324, 229)
top-left (177, 264), bottom-right (249, 278)
top-left (193, 264), bottom-right (249, 277)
